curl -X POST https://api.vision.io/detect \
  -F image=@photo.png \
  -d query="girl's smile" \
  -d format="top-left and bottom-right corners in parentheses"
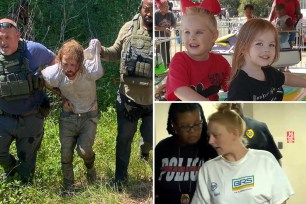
top-left (244, 31), bottom-right (276, 70)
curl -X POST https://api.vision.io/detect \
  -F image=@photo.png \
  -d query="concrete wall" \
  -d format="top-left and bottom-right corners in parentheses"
top-left (250, 103), bottom-right (306, 204)
top-left (154, 103), bottom-right (306, 203)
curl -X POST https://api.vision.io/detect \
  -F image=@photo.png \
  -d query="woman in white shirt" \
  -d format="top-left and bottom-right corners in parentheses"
top-left (191, 104), bottom-right (293, 204)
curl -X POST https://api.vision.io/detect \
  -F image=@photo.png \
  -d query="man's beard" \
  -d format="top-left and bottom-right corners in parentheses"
top-left (143, 19), bottom-right (153, 30)
top-left (65, 70), bottom-right (78, 78)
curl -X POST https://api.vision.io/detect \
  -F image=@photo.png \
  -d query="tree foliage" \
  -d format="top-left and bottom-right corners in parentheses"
top-left (219, 0), bottom-right (241, 16)
top-left (219, 0), bottom-right (274, 17)
top-left (1, 0), bottom-right (140, 51)
top-left (238, 0), bottom-right (274, 18)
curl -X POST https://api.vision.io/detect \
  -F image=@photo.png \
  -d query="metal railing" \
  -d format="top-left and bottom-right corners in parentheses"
top-left (154, 18), bottom-right (306, 100)
top-left (154, 29), bottom-right (181, 100)
top-left (160, 19), bottom-right (306, 69)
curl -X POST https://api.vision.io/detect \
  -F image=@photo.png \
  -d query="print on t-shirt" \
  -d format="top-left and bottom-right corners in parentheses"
top-left (158, 19), bottom-right (171, 28)
top-left (158, 157), bottom-right (203, 182)
top-left (232, 175), bottom-right (254, 192)
top-left (190, 73), bottom-right (225, 98)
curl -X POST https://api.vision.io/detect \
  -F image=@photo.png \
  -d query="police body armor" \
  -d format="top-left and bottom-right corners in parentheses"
top-left (0, 39), bottom-right (40, 101)
top-left (120, 14), bottom-right (153, 86)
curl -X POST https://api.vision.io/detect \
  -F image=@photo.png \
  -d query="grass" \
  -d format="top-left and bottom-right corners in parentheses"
top-left (0, 64), bottom-right (153, 204)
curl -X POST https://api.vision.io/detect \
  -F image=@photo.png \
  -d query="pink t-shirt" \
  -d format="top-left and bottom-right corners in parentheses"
top-left (165, 52), bottom-right (230, 101)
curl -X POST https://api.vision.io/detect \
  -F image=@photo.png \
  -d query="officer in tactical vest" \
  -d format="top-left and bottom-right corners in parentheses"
top-left (0, 18), bottom-right (54, 183)
top-left (100, 0), bottom-right (153, 186)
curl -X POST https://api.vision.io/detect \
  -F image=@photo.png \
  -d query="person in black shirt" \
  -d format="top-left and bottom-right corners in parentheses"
top-left (231, 103), bottom-right (282, 164)
top-left (228, 19), bottom-right (306, 101)
top-left (155, 103), bottom-right (217, 204)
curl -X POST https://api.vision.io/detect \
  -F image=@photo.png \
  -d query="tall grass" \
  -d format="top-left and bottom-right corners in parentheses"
top-left (0, 64), bottom-right (153, 204)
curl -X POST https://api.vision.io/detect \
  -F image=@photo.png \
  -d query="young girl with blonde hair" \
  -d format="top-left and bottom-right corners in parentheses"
top-left (228, 19), bottom-right (306, 101)
top-left (165, 6), bottom-right (230, 101)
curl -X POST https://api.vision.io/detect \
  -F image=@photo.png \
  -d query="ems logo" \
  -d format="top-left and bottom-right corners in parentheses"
top-left (211, 182), bottom-right (218, 191)
top-left (245, 129), bottom-right (254, 138)
top-left (232, 176), bottom-right (254, 191)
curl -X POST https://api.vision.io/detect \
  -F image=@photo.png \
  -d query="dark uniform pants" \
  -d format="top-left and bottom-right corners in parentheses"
top-left (0, 113), bottom-right (44, 182)
top-left (115, 93), bottom-right (153, 182)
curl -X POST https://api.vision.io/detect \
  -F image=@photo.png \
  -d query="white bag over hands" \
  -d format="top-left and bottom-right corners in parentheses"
top-left (83, 39), bottom-right (104, 76)
top-left (84, 39), bottom-right (100, 60)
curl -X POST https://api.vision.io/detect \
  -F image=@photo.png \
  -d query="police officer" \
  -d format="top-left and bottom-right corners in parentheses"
top-left (0, 18), bottom-right (54, 183)
top-left (231, 103), bottom-right (282, 164)
top-left (100, 0), bottom-right (153, 186)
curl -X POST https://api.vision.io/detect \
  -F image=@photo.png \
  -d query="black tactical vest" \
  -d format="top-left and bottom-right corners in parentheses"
top-left (0, 39), bottom-right (39, 101)
top-left (120, 14), bottom-right (153, 86)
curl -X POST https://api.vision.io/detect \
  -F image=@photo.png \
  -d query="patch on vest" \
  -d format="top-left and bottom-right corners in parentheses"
top-left (245, 129), bottom-right (254, 139)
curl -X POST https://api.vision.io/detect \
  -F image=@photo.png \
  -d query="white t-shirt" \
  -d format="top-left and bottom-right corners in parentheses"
top-left (42, 39), bottom-right (104, 113)
top-left (191, 149), bottom-right (294, 204)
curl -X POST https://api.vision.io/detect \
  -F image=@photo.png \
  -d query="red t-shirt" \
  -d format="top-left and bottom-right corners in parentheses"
top-left (165, 52), bottom-right (230, 101)
top-left (274, 0), bottom-right (300, 23)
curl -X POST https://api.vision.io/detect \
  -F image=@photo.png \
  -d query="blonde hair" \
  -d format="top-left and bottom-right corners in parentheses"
top-left (208, 103), bottom-right (246, 138)
top-left (230, 19), bottom-right (280, 84)
top-left (58, 39), bottom-right (84, 72)
top-left (182, 6), bottom-right (218, 33)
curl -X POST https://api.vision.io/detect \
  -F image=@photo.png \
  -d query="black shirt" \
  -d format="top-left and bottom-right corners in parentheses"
top-left (155, 136), bottom-right (216, 204)
top-left (243, 116), bottom-right (283, 161)
top-left (228, 66), bottom-right (285, 101)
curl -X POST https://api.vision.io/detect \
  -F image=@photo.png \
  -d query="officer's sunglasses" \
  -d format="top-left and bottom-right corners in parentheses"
top-left (0, 22), bottom-right (17, 29)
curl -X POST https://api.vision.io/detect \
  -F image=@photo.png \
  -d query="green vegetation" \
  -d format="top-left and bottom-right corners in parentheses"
top-left (0, 107), bottom-right (153, 203)
top-left (0, 0), bottom-right (152, 203)
top-left (219, 0), bottom-right (273, 17)
top-left (238, 0), bottom-right (273, 17)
